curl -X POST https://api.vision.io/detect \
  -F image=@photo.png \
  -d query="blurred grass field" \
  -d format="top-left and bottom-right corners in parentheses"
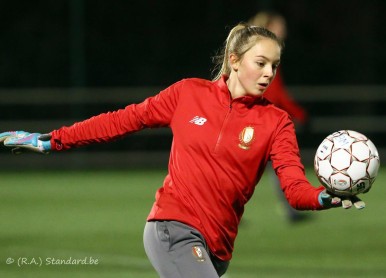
top-left (0, 167), bottom-right (385, 278)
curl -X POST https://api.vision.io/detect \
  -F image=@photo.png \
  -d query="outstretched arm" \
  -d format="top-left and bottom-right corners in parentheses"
top-left (1, 81), bottom-right (183, 153)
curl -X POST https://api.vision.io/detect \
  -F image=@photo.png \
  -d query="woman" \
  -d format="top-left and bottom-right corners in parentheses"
top-left (0, 23), bottom-right (364, 277)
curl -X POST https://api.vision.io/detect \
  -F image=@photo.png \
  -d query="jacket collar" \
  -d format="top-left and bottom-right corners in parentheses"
top-left (214, 75), bottom-right (266, 107)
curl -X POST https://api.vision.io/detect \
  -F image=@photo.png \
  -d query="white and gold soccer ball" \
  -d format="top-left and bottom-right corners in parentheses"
top-left (314, 130), bottom-right (380, 196)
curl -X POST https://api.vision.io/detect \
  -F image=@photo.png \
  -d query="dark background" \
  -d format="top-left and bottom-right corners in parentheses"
top-left (0, 0), bottom-right (385, 88)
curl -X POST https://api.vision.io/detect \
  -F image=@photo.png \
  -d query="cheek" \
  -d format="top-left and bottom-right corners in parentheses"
top-left (241, 63), bottom-right (261, 80)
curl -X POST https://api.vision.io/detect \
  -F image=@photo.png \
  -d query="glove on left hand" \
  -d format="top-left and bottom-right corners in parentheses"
top-left (0, 131), bottom-right (51, 154)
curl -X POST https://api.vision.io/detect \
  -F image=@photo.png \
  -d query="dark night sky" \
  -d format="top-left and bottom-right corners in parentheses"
top-left (0, 0), bottom-right (385, 87)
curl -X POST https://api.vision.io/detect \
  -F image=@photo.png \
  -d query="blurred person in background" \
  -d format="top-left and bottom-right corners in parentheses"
top-left (249, 11), bottom-right (307, 125)
top-left (249, 11), bottom-right (311, 223)
top-left (0, 23), bottom-right (364, 277)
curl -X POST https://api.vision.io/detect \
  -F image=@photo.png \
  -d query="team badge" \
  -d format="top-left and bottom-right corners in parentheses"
top-left (192, 246), bottom-right (206, 262)
top-left (238, 126), bottom-right (255, 150)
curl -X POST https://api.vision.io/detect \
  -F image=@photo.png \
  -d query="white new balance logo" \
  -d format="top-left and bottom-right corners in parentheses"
top-left (189, 116), bottom-right (207, 126)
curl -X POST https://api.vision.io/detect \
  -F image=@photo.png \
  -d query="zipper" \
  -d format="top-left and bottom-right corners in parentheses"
top-left (214, 103), bottom-right (233, 153)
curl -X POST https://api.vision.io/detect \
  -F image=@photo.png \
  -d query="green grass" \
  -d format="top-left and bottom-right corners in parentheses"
top-left (0, 168), bottom-right (385, 277)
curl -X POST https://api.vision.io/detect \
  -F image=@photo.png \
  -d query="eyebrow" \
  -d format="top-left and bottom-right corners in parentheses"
top-left (255, 55), bottom-right (281, 63)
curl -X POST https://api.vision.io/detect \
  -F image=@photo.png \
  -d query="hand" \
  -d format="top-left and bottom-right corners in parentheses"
top-left (318, 190), bottom-right (365, 210)
top-left (0, 131), bottom-right (51, 154)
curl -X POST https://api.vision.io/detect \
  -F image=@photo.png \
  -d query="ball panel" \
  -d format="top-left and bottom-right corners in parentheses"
top-left (352, 179), bottom-right (371, 195)
top-left (330, 173), bottom-right (351, 191)
top-left (318, 160), bottom-right (334, 181)
top-left (330, 149), bottom-right (351, 170)
top-left (366, 139), bottom-right (379, 157)
top-left (351, 142), bottom-right (370, 161)
top-left (316, 139), bottom-right (333, 160)
top-left (347, 161), bottom-right (367, 181)
top-left (347, 130), bottom-right (368, 141)
top-left (367, 157), bottom-right (380, 178)
top-left (332, 133), bottom-right (355, 150)
top-left (314, 155), bottom-right (319, 172)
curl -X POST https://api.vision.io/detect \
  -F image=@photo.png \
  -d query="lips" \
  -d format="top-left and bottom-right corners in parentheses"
top-left (257, 83), bottom-right (268, 89)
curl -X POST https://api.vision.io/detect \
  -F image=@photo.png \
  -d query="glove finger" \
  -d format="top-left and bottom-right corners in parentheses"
top-left (331, 197), bottom-right (341, 206)
top-left (0, 131), bottom-right (15, 142)
top-left (4, 136), bottom-right (21, 146)
top-left (341, 199), bottom-right (353, 209)
top-left (351, 195), bottom-right (365, 209)
top-left (353, 201), bottom-right (365, 210)
top-left (4, 133), bottom-right (34, 146)
top-left (319, 190), bottom-right (342, 208)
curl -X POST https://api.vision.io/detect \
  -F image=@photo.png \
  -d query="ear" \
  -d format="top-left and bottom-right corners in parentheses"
top-left (229, 53), bottom-right (239, 72)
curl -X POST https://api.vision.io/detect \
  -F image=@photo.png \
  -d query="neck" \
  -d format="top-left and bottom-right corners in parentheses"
top-left (226, 72), bottom-right (245, 99)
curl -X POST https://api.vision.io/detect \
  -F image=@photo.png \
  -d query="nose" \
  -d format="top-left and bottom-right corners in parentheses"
top-left (263, 65), bottom-right (274, 78)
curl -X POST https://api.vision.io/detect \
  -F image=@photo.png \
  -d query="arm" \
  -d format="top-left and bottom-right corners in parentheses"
top-left (1, 81), bottom-right (182, 152)
top-left (270, 115), bottom-right (365, 210)
top-left (270, 114), bottom-right (323, 210)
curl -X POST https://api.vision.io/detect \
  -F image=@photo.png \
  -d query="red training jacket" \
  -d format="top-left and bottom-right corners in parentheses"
top-left (50, 75), bottom-right (324, 261)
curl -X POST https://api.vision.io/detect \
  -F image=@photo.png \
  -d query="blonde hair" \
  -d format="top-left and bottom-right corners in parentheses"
top-left (212, 23), bottom-right (284, 81)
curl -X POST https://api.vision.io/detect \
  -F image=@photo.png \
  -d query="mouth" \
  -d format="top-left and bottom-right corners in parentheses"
top-left (257, 83), bottom-right (268, 90)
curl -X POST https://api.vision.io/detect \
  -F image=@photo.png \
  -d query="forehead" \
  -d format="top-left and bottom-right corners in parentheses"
top-left (246, 38), bottom-right (281, 60)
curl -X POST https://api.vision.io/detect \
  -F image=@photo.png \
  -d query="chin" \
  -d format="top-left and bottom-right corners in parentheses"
top-left (248, 90), bottom-right (265, 97)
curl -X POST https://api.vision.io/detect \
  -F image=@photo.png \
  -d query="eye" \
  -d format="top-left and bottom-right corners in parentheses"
top-left (256, 61), bottom-right (265, 67)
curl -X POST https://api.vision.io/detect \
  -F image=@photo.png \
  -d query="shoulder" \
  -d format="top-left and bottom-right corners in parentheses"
top-left (259, 97), bottom-right (291, 121)
top-left (166, 78), bottom-right (216, 96)
top-left (177, 77), bottom-right (214, 88)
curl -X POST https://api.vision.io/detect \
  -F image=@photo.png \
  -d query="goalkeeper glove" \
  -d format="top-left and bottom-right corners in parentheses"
top-left (0, 131), bottom-right (52, 154)
top-left (318, 190), bottom-right (365, 210)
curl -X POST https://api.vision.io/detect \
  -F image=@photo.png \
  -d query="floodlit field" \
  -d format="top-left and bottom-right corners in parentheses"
top-left (0, 168), bottom-right (385, 278)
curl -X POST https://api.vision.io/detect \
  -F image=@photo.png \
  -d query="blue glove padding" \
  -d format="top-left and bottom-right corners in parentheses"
top-left (318, 190), bottom-right (365, 210)
top-left (0, 131), bottom-right (51, 154)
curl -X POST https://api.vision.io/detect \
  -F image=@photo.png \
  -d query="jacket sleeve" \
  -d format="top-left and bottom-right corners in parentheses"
top-left (50, 81), bottom-right (182, 151)
top-left (270, 114), bottom-right (324, 210)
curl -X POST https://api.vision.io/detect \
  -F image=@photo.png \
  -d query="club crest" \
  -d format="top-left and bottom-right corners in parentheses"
top-left (192, 246), bottom-right (206, 262)
top-left (239, 126), bottom-right (255, 150)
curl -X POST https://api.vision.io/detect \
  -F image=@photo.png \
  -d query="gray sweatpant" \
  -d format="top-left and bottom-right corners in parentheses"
top-left (143, 221), bottom-right (229, 277)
